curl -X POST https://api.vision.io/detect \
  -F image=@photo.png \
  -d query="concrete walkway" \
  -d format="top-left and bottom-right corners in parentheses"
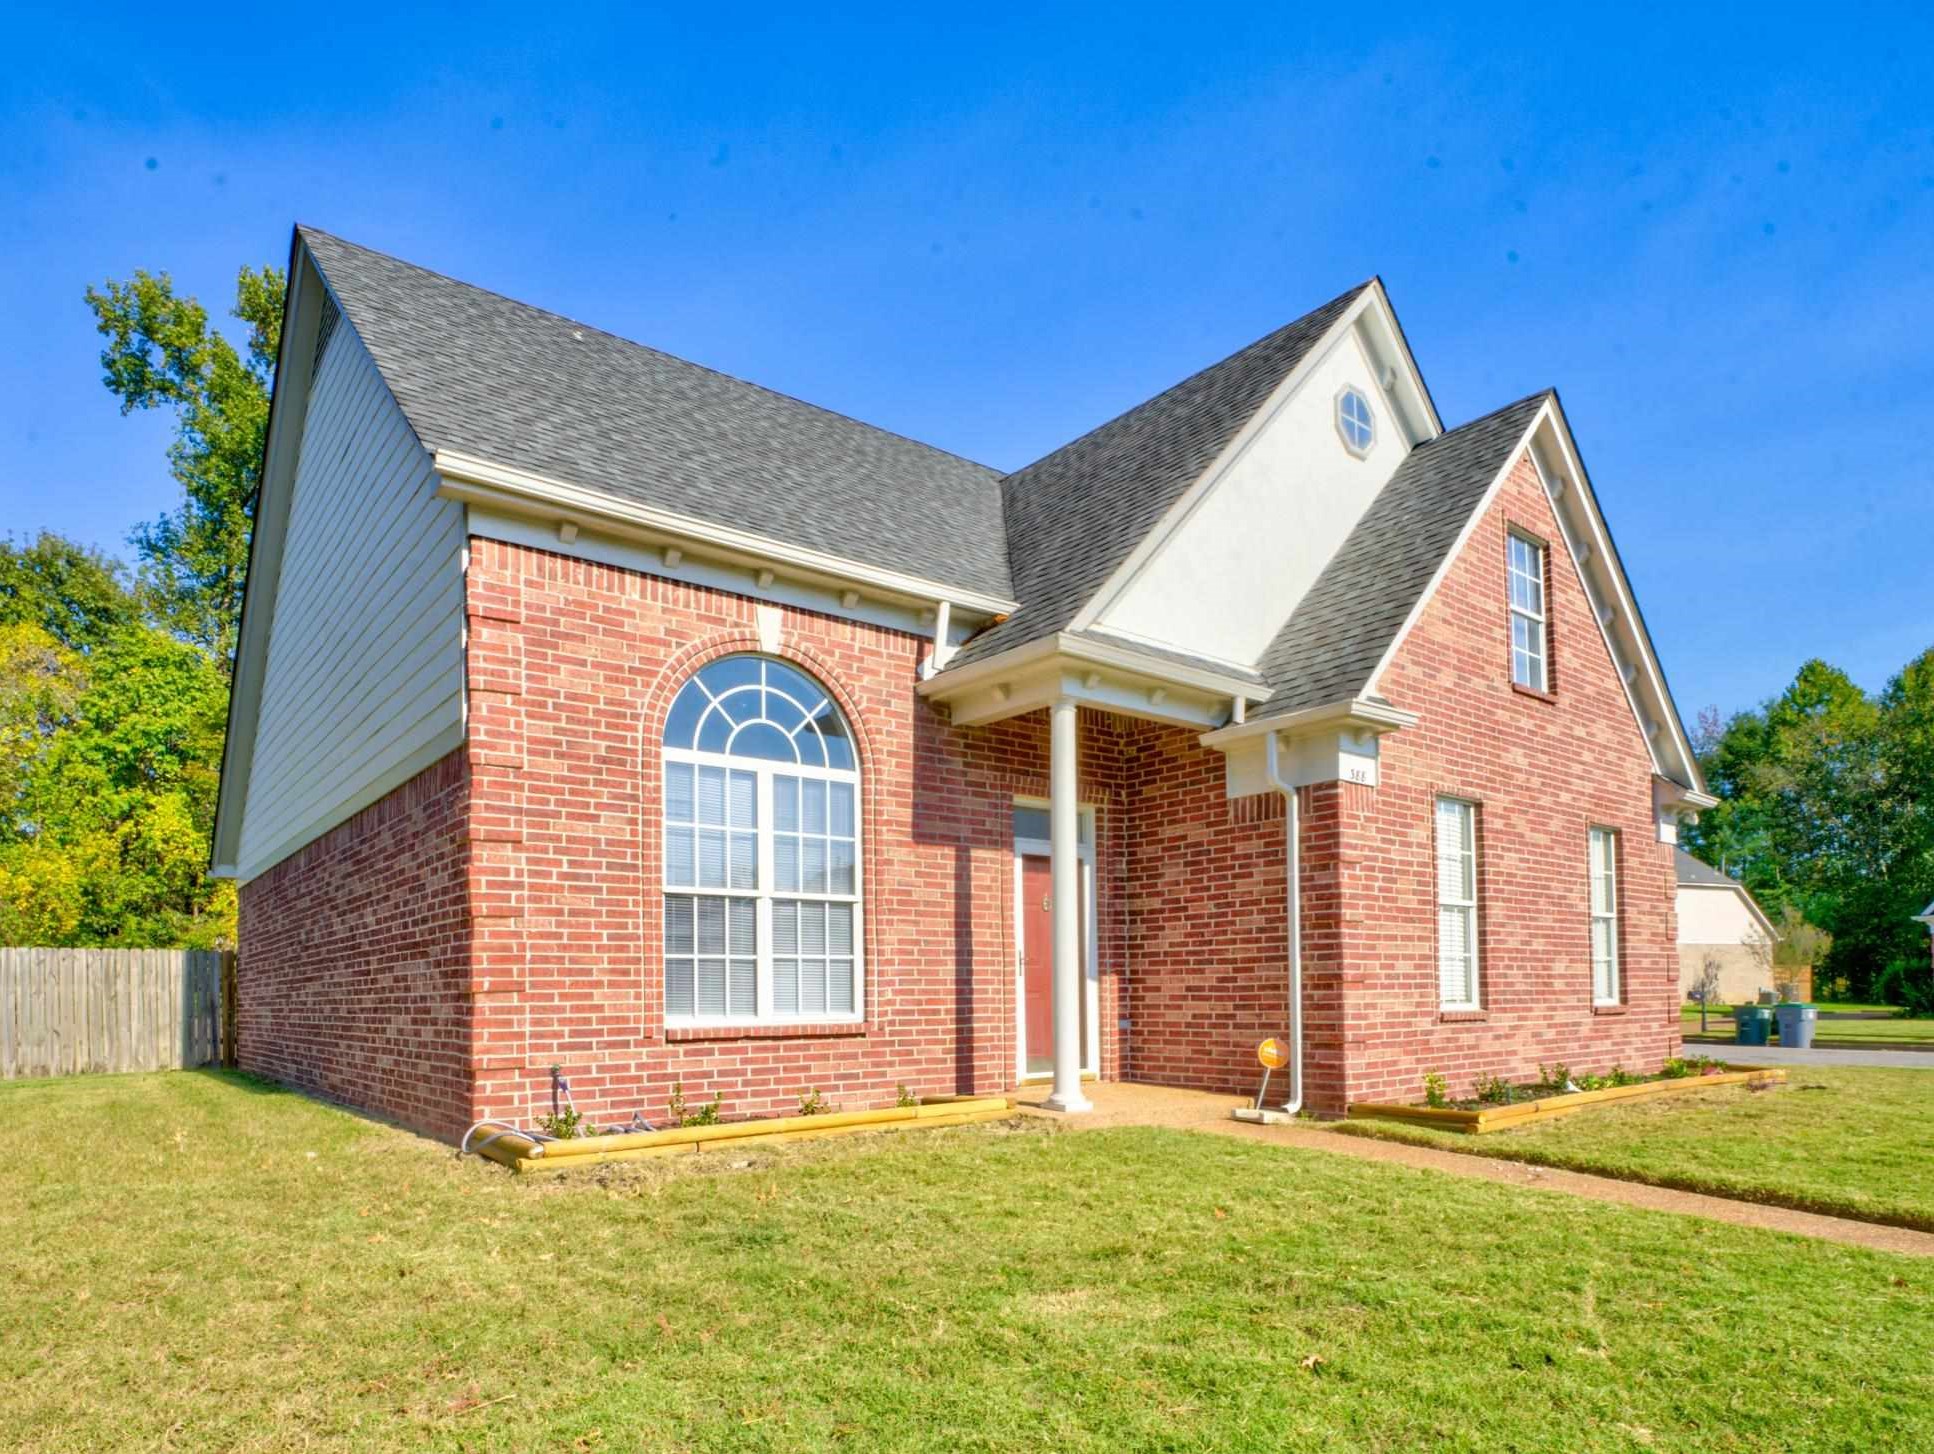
top-left (1702, 1043), bottom-right (1934, 1069)
top-left (1012, 1081), bottom-right (1934, 1258)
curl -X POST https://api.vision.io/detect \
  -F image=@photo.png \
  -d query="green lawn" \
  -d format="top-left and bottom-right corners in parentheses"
top-left (1680, 1008), bottom-right (1934, 1044)
top-left (1336, 1067), bottom-right (1934, 1230)
top-left (3, 1073), bottom-right (1931, 1453)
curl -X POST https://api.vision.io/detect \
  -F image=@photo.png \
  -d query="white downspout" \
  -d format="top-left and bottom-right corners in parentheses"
top-left (1262, 731), bottom-right (1303, 1116)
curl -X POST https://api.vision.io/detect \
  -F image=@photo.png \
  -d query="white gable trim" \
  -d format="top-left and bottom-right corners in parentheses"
top-left (1359, 395), bottom-right (1706, 795)
top-left (211, 236), bottom-right (331, 876)
top-left (1066, 281), bottom-right (1441, 642)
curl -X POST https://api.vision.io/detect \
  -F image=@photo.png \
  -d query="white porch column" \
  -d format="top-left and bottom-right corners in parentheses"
top-left (1043, 696), bottom-right (1092, 1113)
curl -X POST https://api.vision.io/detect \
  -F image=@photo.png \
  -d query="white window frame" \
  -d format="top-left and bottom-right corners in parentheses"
top-left (1435, 796), bottom-right (1481, 1011)
top-left (1335, 384), bottom-right (1376, 457)
top-left (1507, 531), bottom-right (1548, 692)
top-left (661, 658), bottom-right (863, 1028)
top-left (1589, 826), bottom-right (1620, 1006)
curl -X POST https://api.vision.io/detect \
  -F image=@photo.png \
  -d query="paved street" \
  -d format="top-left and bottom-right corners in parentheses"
top-left (1706, 1043), bottom-right (1934, 1070)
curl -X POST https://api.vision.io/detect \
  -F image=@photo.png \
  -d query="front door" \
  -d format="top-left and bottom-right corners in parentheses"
top-left (1021, 854), bottom-right (1054, 1076)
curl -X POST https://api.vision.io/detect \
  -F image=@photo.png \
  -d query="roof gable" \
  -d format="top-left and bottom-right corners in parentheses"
top-left (947, 284), bottom-right (1371, 669)
top-left (1251, 392), bottom-right (1548, 718)
top-left (297, 227), bottom-right (1012, 601)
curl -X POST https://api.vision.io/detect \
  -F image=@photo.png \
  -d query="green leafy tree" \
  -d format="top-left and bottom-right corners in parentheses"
top-left (0, 533), bottom-right (134, 654)
top-left (84, 265), bottom-right (283, 669)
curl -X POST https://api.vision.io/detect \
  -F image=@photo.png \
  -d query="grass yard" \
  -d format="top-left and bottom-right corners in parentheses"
top-left (3, 1073), bottom-right (1932, 1453)
top-left (1679, 1009), bottom-right (1934, 1045)
top-left (1337, 1067), bottom-right (1934, 1231)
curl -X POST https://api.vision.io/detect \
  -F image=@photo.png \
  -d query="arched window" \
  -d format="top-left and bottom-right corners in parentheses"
top-left (661, 655), bottom-right (861, 1024)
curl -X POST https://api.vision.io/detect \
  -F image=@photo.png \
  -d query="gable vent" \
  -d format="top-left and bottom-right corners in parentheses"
top-left (311, 295), bottom-right (340, 380)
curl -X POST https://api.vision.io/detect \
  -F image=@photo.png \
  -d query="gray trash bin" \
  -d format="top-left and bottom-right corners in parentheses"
top-left (1775, 1003), bottom-right (1817, 1049)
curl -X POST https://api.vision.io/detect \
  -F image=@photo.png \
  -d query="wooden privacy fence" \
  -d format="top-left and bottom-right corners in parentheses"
top-left (0, 948), bottom-right (235, 1080)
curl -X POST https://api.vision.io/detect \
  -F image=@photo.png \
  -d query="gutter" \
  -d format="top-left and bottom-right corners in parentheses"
top-left (1262, 731), bottom-right (1305, 1116)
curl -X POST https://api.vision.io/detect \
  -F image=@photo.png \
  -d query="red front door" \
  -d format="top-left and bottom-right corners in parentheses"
top-left (1021, 854), bottom-right (1054, 1075)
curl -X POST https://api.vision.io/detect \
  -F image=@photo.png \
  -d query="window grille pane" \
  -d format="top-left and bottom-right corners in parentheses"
top-left (729, 832), bottom-right (757, 890)
top-left (828, 903), bottom-right (853, 955)
top-left (801, 958), bottom-right (827, 1015)
top-left (774, 835), bottom-right (799, 891)
top-left (728, 896), bottom-right (756, 951)
top-left (664, 683), bottom-right (706, 749)
top-left (729, 770), bottom-right (757, 828)
top-left (828, 959), bottom-right (854, 1014)
top-left (802, 779), bottom-right (827, 834)
top-left (732, 721), bottom-right (795, 761)
top-left (696, 958), bottom-right (727, 1016)
top-left (696, 897), bottom-right (727, 955)
top-left (665, 826), bottom-right (695, 887)
top-left (696, 709), bottom-right (731, 754)
top-left (719, 684), bottom-right (763, 726)
top-left (772, 958), bottom-right (799, 1013)
top-left (830, 840), bottom-right (855, 894)
top-left (800, 902), bottom-right (827, 955)
top-left (772, 901), bottom-right (798, 954)
top-left (697, 829), bottom-right (727, 889)
top-left (802, 838), bottom-right (827, 894)
top-left (665, 958), bottom-right (695, 1018)
top-left (830, 782), bottom-right (854, 837)
top-left (664, 896), bottom-right (694, 954)
top-left (729, 959), bottom-right (756, 1016)
top-left (773, 775), bottom-right (799, 832)
top-left (666, 761), bottom-right (695, 822)
top-left (697, 766), bottom-right (726, 825)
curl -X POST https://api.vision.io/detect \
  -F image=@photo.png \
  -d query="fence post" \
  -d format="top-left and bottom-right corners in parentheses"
top-left (221, 950), bottom-right (238, 1069)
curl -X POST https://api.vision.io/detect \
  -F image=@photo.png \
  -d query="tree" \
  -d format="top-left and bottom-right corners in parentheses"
top-left (84, 264), bottom-right (283, 669)
top-left (0, 533), bottom-right (134, 654)
top-left (0, 545), bottom-right (234, 948)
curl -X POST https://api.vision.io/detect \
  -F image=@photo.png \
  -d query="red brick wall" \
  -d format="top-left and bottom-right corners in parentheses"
top-left (1316, 449), bottom-right (1679, 1112)
top-left (1116, 719), bottom-right (1291, 1097)
top-left (462, 538), bottom-right (1136, 1130)
top-left (235, 751), bottom-right (474, 1139)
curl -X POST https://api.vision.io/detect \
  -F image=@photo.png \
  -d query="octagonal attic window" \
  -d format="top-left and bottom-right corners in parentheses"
top-left (1336, 386), bottom-right (1375, 456)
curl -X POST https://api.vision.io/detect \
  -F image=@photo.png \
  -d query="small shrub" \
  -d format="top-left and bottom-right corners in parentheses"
top-left (798, 1087), bottom-right (831, 1117)
top-left (1422, 1071), bottom-right (1449, 1109)
top-left (895, 1084), bottom-right (919, 1109)
top-left (1608, 1065), bottom-right (1638, 1087)
top-left (1536, 1062), bottom-right (1573, 1094)
top-left (1574, 1072), bottom-right (1607, 1093)
top-left (668, 1082), bottom-right (722, 1128)
top-left (537, 1105), bottom-right (587, 1139)
top-left (1473, 1073), bottom-right (1514, 1105)
top-left (1660, 1057), bottom-right (1691, 1079)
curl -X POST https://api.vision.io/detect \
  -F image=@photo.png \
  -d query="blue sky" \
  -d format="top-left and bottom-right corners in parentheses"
top-left (3, 5), bottom-right (1929, 720)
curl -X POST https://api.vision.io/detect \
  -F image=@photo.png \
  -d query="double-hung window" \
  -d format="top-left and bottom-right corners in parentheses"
top-left (1589, 827), bottom-right (1620, 1004)
top-left (662, 656), bottom-right (862, 1026)
top-left (1435, 797), bottom-right (1480, 1009)
top-left (1507, 532), bottom-right (1548, 692)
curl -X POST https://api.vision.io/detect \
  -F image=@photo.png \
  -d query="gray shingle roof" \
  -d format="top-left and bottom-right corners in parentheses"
top-left (298, 227), bottom-right (1012, 600)
top-left (1675, 847), bottom-right (1742, 888)
top-left (948, 284), bottom-right (1370, 668)
top-left (1250, 392), bottom-right (1549, 718)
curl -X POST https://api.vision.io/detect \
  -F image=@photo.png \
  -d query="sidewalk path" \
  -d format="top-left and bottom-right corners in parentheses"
top-left (1013, 1080), bottom-right (1934, 1258)
top-left (1703, 1043), bottom-right (1934, 1069)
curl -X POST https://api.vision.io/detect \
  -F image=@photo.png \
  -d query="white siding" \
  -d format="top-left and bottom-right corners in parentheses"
top-left (1676, 885), bottom-right (1771, 948)
top-left (1093, 328), bottom-right (1410, 668)
top-left (234, 320), bottom-right (465, 881)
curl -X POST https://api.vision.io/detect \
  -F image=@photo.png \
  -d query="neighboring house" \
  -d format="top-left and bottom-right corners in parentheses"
top-left (1675, 848), bottom-right (1778, 1004)
top-left (212, 226), bottom-right (1714, 1140)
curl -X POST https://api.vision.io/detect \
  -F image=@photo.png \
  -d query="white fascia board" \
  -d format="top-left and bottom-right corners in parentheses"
top-left (1535, 400), bottom-right (1707, 795)
top-left (918, 631), bottom-right (1271, 705)
top-left (433, 449), bottom-right (1016, 618)
top-left (211, 237), bottom-right (329, 878)
top-left (1198, 695), bottom-right (1419, 749)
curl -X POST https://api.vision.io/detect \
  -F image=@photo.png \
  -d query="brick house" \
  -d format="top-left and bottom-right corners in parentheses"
top-left (211, 227), bottom-right (1714, 1140)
